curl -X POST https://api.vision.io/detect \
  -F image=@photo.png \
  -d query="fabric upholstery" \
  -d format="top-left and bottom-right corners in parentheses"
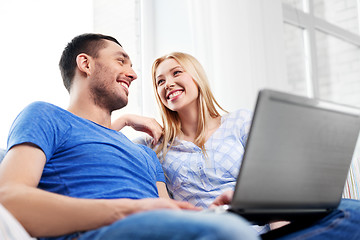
top-left (343, 158), bottom-right (360, 199)
top-left (0, 148), bottom-right (5, 163)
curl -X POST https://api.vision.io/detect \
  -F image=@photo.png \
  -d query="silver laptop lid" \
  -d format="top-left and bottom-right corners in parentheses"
top-left (232, 89), bottom-right (360, 211)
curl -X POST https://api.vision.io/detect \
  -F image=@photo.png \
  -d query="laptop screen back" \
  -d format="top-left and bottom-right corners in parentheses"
top-left (232, 90), bottom-right (360, 211)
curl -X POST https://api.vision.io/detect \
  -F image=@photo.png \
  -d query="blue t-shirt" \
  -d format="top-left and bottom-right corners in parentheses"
top-left (7, 101), bottom-right (165, 200)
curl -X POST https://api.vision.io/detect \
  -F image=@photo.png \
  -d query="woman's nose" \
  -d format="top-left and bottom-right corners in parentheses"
top-left (165, 82), bottom-right (175, 90)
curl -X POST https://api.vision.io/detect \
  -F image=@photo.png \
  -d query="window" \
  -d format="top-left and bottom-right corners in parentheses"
top-left (313, 0), bottom-right (359, 34)
top-left (283, 23), bottom-right (308, 96)
top-left (282, 0), bottom-right (360, 107)
top-left (316, 31), bottom-right (360, 106)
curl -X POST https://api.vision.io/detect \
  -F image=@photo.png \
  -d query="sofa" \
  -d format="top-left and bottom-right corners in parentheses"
top-left (0, 148), bottom-right (5, 162)
top-left (342, 157), bottom-right (360, 199)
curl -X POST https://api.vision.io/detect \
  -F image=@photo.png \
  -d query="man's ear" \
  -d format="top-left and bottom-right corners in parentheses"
top-left (76, 53), bottom-right (92, 76)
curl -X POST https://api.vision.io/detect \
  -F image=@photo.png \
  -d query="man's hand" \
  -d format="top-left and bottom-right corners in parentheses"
top-left (112, 114), bottom-right (163, 145)
top-left (134, 198), bottom-right (201, 213)
top-left (209, 190), bottom-right (234, 208)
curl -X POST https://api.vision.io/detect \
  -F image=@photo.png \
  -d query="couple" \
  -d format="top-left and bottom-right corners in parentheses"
top-left (0, 33), bottom-right (359, 240)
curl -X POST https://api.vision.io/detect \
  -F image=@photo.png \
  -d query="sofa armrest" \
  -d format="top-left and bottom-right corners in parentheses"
top-left (343, 158), bottom-right (360, 200)
top-left (0, 148), bottom-right (5, 163)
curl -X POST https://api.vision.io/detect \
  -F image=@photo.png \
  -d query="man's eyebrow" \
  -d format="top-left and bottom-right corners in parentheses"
top-left (115, 51), bottom-right (129, 59)
top-left (115, 51), bottom-right (133, 66)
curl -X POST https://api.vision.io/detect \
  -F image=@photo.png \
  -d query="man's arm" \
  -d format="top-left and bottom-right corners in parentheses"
top-left (156, 182), bottom-right (171, 199)
top-left (0, 144), bottom-right (198, 238)
top-left (112, 114), bottom-right (163, 145)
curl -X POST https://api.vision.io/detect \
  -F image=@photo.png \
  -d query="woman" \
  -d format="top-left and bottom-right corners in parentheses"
top-left (114, 52), bottom-right (251, 208)
top-left (151, 52), bottom-right (252, 207)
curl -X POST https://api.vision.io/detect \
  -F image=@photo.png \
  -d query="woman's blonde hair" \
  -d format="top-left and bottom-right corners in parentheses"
top-left (152, 52), bottom-right (227, 159)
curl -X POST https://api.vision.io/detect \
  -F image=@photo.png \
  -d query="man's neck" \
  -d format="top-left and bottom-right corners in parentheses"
top-left (67, 99), bottom-right (112, 129)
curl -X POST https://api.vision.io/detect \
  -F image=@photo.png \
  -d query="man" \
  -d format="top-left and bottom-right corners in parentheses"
top-left (0, 34), bottom-right (257, 240)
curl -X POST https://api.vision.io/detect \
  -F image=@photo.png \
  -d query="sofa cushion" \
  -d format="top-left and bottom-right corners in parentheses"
top-left (0, 148), bottom-right (5, 163)
top-left (343, 158), bottom-right (360, 200)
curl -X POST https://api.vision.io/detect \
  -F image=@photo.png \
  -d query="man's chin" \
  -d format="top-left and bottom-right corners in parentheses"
top-left (111, 99), bottom-right (128, 112)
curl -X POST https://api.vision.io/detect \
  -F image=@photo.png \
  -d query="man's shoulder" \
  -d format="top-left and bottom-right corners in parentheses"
top-left (8, 102), bottom-right (71, 158)
top-left (13, 101), bottom-right (71, 130)
top-left (21, 101), bottom-right (68, 119)
top-left (133, 135), bottom-right (152, 147)
top-left (26, 101), bottom-right (64, 112)
top-left (137, 142), bottom-right (156, 155)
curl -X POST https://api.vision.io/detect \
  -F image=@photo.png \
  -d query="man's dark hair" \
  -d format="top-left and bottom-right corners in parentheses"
top-left (59, 33), bottom-right (122, 92)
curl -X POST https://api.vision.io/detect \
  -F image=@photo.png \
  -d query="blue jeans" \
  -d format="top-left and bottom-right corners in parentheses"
top-left (273, 199), bottom-right (360, 239)
top-left (77, 210), bottom-right (259, 240)
top-left (69, 199), bottom-right (360, 240)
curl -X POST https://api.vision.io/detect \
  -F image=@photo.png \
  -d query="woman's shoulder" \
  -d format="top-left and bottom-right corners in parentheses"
top-left (219, 109), bottom-right (252, 140)
top-left (222, 108), bottom-right (253, 122)
top-left (133, 135), bottom-right (154, 147)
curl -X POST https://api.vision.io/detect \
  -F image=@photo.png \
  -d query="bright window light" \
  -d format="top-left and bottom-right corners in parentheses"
top-left (0, 0), bottom-right (93, 148)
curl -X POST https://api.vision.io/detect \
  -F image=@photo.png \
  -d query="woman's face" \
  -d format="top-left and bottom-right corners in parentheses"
top-left (155, 58), bottom-right (199, 112)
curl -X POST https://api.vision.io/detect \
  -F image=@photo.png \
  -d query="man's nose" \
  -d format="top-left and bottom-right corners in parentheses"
top-left (126, 67), bottom-right (137, 81)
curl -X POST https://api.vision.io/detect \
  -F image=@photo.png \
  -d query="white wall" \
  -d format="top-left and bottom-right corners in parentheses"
top-left (140, 0), bottom-right (289, 120)
top-left (0, 0), bottom-right (93, 149)
top-left (140, 0), bottom-right (196, 119)
top-left (0, 0), bottom-right (301, 147)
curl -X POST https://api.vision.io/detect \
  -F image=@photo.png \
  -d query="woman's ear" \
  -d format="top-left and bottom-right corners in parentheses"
top-left (76, 53), bottom-right (92, 77)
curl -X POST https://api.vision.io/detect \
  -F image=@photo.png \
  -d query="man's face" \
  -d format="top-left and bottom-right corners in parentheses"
top-left (89, 40), bottom-right (137, 112)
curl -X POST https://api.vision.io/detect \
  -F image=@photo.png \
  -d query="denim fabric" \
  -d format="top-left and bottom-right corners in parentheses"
top-left (276, 199), bottom-right (360, 240)
top-left (73, 199), bottom-right (360, 240)
top-left (77, 210), bottom-right (260, 240)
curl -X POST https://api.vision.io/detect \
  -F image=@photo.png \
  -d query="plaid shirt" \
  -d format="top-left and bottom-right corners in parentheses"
top-left (137, 109), bottom-right (252, 207)
top-left (159, 109), bottom-right (252, 207)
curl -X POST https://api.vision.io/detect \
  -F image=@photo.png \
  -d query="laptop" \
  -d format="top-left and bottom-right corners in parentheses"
top-left (213, 89), bottom-right (360, 225)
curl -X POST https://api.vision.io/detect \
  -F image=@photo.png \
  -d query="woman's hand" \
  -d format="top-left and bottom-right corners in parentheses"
top-left (112, 114), bottom-right (163, 145)
top-left (270, 221), bottom-right (290, 230)
top-left (209, 190), bottom-right (234, 208)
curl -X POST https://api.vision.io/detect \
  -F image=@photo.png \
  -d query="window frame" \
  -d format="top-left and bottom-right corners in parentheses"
top-left (282, 1), bottom-right (360, 98)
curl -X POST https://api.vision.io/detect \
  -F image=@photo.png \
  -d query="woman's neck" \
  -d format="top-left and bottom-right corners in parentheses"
top-left (177, 107), bottom-right (221, 143)
top-left (178, 107), bottom-right (199, 142)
